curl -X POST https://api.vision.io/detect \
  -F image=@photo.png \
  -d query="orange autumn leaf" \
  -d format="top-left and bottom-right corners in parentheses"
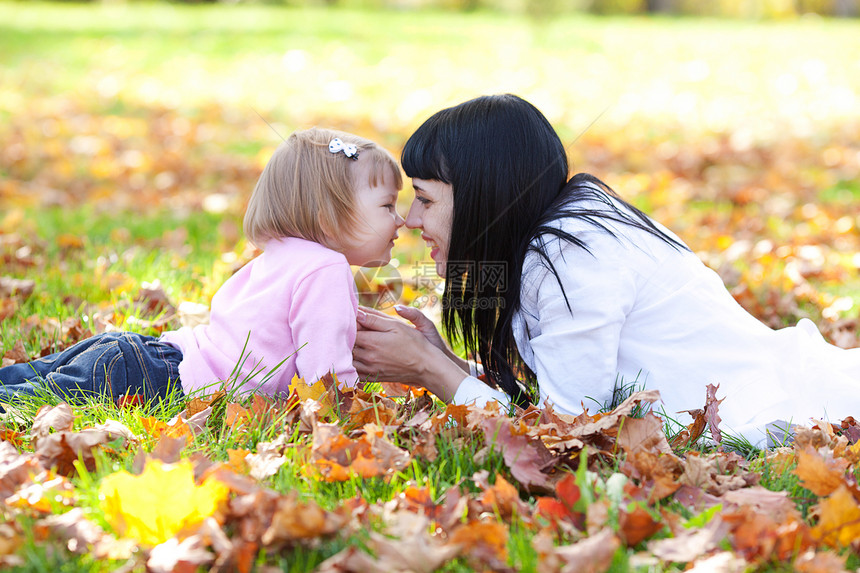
top-left (140, 416), bottom-right (193, 440)
top-left (185, 389), bottom-right (226, 417)
top-left (794, 446), bottom-right (850, 496)
top-left (225, 448), bottom-right (250, 474)
top-left (448, 521), bottom-right (509, 564)
top-left (311, 423), bottom-right (409, 482)
top-left (395, 486), bottom-right (438, 519)
top-left (476, 473), bottom-right (526, 521)
top-left (225, 403), bottom-right (252, 430)
top-left (535, 473), bottom-right (583, 526)
top-left (618, 505), bottom-right (663, 546)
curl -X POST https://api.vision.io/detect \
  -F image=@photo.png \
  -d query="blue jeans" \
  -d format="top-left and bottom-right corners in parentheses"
top-left (0, 332), bottom-right (183, 404)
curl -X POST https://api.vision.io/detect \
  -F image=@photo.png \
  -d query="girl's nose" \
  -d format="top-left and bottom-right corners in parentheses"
top-left (395, 211), bottom-right (405, 228)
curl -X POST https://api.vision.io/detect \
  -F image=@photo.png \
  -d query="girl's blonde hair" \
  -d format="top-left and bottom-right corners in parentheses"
top-left (243, 127), bottom-right (402, 249)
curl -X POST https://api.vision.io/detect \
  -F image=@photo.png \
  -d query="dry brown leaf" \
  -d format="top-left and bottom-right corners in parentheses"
top-left (316, 511), bottom-right (458, 573)
top-left (722, 486), bottom-right (801, 523)
top-left (648, 516), bottom-right (729, 563)
top-left (479, 416), bottom-right (555, 490)
top-left (30, 403), bottom-right (75, 446)
top-left (35, 428), bottom-right (129, 475)
top-left (679, 452), bottom-right (758, 496)
top-left (1, 339), bottom-right (30, 366)
top-left (793, 550), bottom-right (851, 573)
top-left (0, 441), bottom-right (45, 498)
top-left (535, 528), bottom-right (620, 573)
top-left (34, 507), bottom-right (134, 560)
top-left (617, 412), bottom-right (673, 455)
top-left (261, 493), bottom-right (346, 546)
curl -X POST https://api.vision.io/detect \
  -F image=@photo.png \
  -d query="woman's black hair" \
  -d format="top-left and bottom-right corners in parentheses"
top-left (401, 94), bottom-right (685, 408)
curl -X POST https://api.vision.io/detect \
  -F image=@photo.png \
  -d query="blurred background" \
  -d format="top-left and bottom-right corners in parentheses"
top-left (1, 0), bottom-right (859, 356)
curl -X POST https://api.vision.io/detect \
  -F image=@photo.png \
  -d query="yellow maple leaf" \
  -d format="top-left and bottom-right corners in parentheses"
top-left (288, 374), bottom-right (336, 417)
top-left (289, 374), bottom-right (327, 402)
top-left (812, 485), bottom-right (860, 547)
top-left (99, 459), bottom-right (229, 545)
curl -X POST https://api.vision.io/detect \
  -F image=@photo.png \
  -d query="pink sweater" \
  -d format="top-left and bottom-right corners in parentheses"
top-left (160, 237), bottom-right (359, 396)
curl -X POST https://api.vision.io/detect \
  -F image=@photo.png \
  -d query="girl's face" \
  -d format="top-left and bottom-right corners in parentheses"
top-left (405, 178), bottom-right (454, 277)
top-left (341, 164), bottom-right (404, 267)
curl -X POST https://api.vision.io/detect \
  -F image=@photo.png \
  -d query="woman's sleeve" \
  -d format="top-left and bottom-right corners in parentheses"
top-left (290, 263), bottom-right (359, 387)
top-left (526, 240), bottom-right (638, 414)
top-left (452, 376), bottom-right (511, 409)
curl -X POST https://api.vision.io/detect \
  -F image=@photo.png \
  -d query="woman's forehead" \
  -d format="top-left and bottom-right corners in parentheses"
top-left (411, 178), bottom-right (448, 193)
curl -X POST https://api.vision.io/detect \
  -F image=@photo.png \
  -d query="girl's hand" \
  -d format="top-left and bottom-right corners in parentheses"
top-left (353, 308), bottom-right (468, 402)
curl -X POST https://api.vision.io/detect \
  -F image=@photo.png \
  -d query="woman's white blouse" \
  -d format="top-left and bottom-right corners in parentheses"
top-left (452, 194), bottom-right (860, 447)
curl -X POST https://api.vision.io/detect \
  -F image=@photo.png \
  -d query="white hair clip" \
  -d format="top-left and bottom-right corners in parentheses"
top-left (328, 138), bottom-right (359, 160)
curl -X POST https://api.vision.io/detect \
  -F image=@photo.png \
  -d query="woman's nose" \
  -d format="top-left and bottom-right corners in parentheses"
top-left (404, 205), bottom-right (421, 229)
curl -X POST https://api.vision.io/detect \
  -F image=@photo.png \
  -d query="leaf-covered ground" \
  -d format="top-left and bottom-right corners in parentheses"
top-left (1, 3), bottom-right (860, 571)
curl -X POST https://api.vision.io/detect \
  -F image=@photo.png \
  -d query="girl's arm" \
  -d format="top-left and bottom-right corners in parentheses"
top-left (291, 263), bottom-right (359, 386)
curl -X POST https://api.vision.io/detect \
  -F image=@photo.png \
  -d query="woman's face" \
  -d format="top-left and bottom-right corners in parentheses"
top-left (405, 178), bottom-right (453, 277)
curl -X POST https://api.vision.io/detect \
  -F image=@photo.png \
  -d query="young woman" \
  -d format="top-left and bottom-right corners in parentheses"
top-left (352, 94), bottom-right (860, 447)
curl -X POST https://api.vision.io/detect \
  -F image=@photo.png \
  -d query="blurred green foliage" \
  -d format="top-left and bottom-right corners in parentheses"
top-left (11, 0), bottom-right (860, 17)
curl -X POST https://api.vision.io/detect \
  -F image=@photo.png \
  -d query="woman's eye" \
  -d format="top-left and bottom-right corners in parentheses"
top-left (416, 197), bottom-right (431, 205)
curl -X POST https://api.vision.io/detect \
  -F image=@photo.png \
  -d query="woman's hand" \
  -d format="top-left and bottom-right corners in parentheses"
top-left (353, 306), bottom-right (469, 402)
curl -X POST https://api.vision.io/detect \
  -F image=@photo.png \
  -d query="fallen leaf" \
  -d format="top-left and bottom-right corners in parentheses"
top-left (30, 402), bottom-right (75, 446)
top-left (479, 416), bottom-right (555, 489)
top-left (317, 511), bottom-right (457, 573)
top-left (147, 535), bottom-right (214, 573)
top-left (99, 458), bottom-right (229, 545)
top-left (36, 428), bottom-right (129, 475)
top-left (1, 340), bottom-right (30, 366)
top-left (794, 446), bottom-right (850, 496)
top-left (812, 485), bottom-right (860, 548)
top-left (261, 492), bottom-right (346, 546)
top-left (619, 505), bottom-right (663, 546)
top-left (648, 516), bottom-right (729, 563)
top-left (448, 520), bottom-right (509, 570)
top-left (535, 528), bottom-right (620, 573)
top-left (35, 507), bottom-right (135, 560)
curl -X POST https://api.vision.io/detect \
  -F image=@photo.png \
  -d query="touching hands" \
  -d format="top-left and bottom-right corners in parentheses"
top-left (352, 305), bottom-right (469, 402)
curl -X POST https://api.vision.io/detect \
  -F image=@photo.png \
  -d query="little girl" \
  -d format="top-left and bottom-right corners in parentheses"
top-left (0, 128), bottom-right (404, 404)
